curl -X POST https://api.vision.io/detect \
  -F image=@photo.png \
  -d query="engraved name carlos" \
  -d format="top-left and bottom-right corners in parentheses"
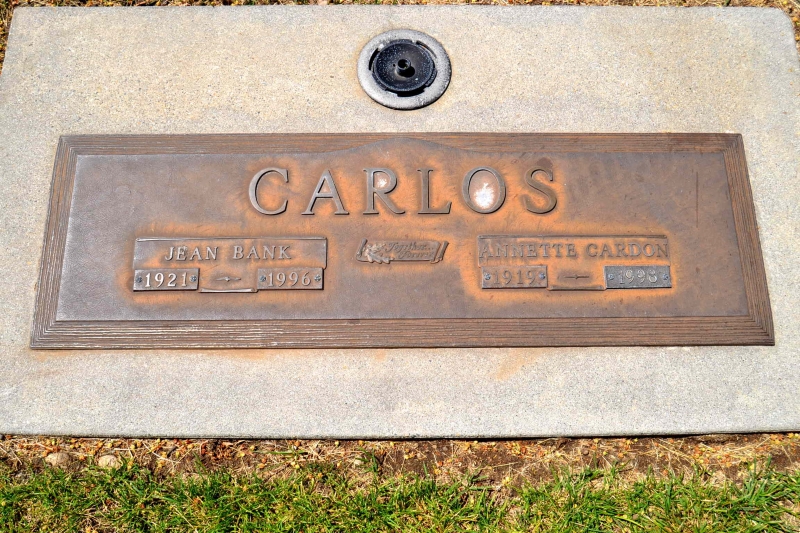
top-left (248, 167), bottom-right (558, 216)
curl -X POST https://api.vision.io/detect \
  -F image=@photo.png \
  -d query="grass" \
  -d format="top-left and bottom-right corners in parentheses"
top-left (1, 459), bottom-right (798, 532)
top-left (1, 435), bottom-right (798, 530)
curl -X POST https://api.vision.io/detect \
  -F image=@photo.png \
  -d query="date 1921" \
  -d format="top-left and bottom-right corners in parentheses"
top-left (133, 268), bottom-right (199, 291)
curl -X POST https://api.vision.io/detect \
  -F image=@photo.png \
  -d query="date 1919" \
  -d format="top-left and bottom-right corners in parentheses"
top-left (482, 266), bottom-right (547, 289)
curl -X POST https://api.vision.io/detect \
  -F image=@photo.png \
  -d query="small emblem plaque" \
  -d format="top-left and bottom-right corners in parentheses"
top-left (32, 133), bottom-right (773, 348)
top-left (356, 239), bottom-right (448, 264)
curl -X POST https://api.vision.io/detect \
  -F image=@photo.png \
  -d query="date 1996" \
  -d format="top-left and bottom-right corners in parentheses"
top-left (482, 266), bottom-right (548, 289)
top-left (257, 267), bottom-right (323, 290)
top-left (133, 268), bottom-right (199, 291)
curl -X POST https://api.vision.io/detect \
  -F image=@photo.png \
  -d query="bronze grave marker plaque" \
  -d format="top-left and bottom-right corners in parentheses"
top-left (32, 134), bottom-right (773, 348)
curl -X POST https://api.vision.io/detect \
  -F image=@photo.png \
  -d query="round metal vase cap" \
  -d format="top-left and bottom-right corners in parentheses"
top-left (357, 29), bottom-right (451, 110)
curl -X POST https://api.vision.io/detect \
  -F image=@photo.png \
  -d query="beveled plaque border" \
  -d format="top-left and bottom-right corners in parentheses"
top-left (31, 134), bottom-right (774, 349)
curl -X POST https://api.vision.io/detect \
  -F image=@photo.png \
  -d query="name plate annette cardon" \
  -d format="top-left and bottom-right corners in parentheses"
top-left (478, 235), bottom-right (672, 291)
top-left (32, 134), bottom-right (773, 348)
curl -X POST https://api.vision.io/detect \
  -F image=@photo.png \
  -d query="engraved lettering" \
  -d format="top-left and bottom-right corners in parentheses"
top-left (541, 243), bottom-right (550, 258)
top-left (495, 244), bottom-right (508, 258)
top-left (302, 170), bottom-right (349, 215)
top-left (279, 246), bottom-right (291, 259)
top-left (418, 169), bottom-right (451, 214)
top-left (587, 244), bottom-right (598, 257)
top-left (164, 246), bottom-right (217, 261)
top-left (643, 244), bottom-right (655, 257)
top-left (258, 267), bottom-right (323, 290)
top-left (567, 244), bottom-right (577, 257)
top-left (462, 167), bottom-right (506, 214)
top-left (133, 268), bottom-right (199, 292)
top-left (364, 168), bottom-right (405, 215)
top-left (523, 168), bottom-right (558, 214)
top-left (616, 244), bottom-right (628, 257)
top-left (605, 265), bottom-right (672, 289)
top-left (628, 243), bottom-right (641, 257)
top-left (600, 244), bottom-right (613, 258)
top-left (511, 244), bottom-right (524, 257)
top-left (249, 167), bottom-right (288, 215)
top-left (263, 245), bottom-right (275, 260)
top-left (552, 244), bottom-right (562, 257)
top-left (479, 242), bottom-right (493, 259)
top-left (527, 244), bottom-right (538, 257)
top-left (246, 246), bottom-right (259, 259)
top-left (657, 244), bottom-right (668, 258)
top-left (233, 246), bottom-right (244, 260)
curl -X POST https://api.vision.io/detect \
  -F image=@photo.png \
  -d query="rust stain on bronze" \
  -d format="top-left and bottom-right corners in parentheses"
top-left (31, 134), bottom-right (773, 348)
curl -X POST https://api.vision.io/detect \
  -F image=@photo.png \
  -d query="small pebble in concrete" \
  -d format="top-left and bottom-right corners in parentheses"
top-left (97, 454), bottom-right (121, 468)
top-left (44, 452), bottom-right (70, 467)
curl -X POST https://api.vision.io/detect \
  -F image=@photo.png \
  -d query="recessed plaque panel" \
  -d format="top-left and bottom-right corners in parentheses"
top-left (32, 134), bottom-right (773, 348)
top-left (133, 237), bottom-right (327, 293)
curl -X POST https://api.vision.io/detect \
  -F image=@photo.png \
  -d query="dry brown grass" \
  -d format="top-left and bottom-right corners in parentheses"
top-left (3, 433), bottom-right (799, 487)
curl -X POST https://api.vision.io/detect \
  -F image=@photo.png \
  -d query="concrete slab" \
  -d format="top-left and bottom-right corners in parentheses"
top-left (0, 6), bottom-right (797, 437)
